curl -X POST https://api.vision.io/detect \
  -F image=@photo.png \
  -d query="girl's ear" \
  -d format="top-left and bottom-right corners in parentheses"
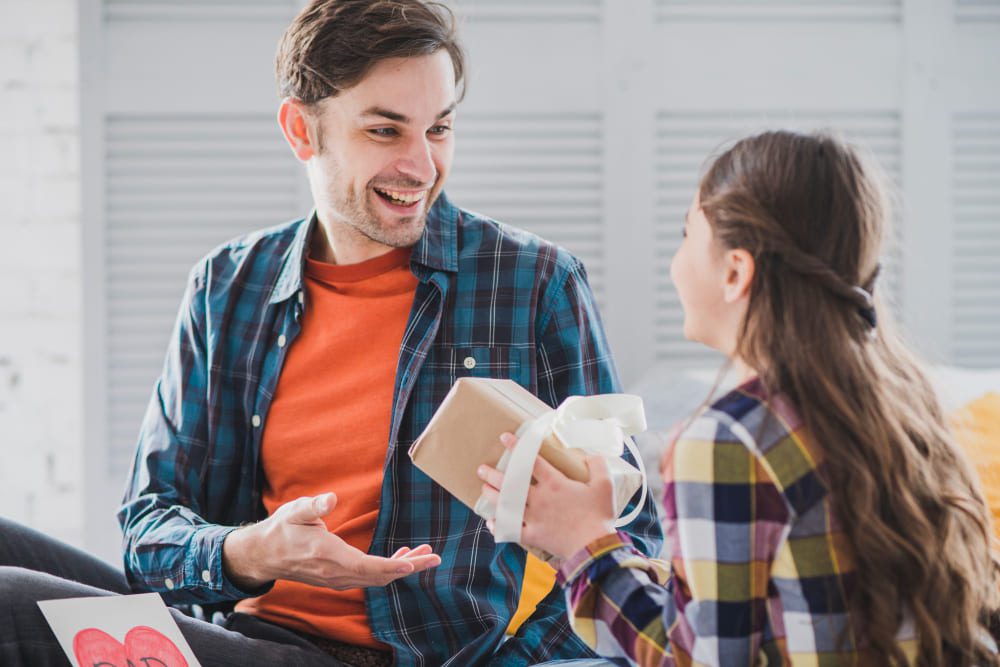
top-left (723, 248), bottom-right (755, 303)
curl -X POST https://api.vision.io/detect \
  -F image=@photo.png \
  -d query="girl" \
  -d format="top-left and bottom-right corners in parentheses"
top-left (479, 131), bottom-right (1000, 666)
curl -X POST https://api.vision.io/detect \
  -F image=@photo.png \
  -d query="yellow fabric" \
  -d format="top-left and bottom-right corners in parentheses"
top-left (952, 392), bottom-right (1000, 539)
top-left (506, 554), bottom-right (557, 635)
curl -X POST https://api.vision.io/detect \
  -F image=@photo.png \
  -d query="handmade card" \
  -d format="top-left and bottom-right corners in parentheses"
top-left (38, 593), bottom-right (201, 667)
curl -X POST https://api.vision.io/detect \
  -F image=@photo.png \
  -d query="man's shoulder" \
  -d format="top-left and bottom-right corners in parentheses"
top-left (455, 206), bottom-right (583, 276)
top-left (189, 217), bottom-right (307, 285)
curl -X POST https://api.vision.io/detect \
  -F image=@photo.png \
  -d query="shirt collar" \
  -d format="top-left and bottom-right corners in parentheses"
top-left (269, 191), bottom-right (459, 304)
top-left (411, 190), bottom-right (459, 274)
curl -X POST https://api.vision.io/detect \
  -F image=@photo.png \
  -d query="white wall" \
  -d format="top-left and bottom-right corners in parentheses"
top-left (0, 0), bottom-right (84, 547)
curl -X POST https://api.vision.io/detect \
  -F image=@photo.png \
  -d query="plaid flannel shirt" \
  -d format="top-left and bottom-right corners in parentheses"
top-left (118, 192), bottom-right (664, 667)
top-left (556, 378), bottom-right (922, 666)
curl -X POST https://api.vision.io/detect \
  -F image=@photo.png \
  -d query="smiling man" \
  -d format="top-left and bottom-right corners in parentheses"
top-left (0, 1), bottom-right (661, 665)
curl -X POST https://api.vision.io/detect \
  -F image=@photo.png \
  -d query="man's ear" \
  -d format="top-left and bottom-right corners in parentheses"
top-left (278, 97), bottom-right (317, 162)
top-left (723, 248), bottom-right (755, 303)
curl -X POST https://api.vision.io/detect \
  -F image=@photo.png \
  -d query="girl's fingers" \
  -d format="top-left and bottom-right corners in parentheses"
top-left (479, 483), bottom-right (501, 506)
top-left (531, 452), bottom-right (561, 484)
top-left (477, 464), bottom-right (505, 490)
top-left (584, 454), bottom-right (610, 485)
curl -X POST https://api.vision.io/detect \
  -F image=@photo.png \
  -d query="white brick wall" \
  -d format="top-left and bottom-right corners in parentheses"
top-left (0, 0), bottom-right (83, 548)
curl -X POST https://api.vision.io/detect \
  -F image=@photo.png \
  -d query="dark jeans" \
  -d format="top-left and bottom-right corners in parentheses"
top-left (0, 516), bottom-right (344, 666)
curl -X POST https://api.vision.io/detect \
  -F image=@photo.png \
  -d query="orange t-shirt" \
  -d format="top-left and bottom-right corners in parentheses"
top-left (235, 247), bottom-right (418, 649)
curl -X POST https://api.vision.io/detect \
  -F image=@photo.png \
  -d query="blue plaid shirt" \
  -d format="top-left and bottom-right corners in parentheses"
top-left (119, 193), bottom-right (663, 666)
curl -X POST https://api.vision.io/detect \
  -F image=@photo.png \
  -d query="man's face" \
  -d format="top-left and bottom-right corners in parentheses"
top-left (305, 50), bottom-right (457, 250)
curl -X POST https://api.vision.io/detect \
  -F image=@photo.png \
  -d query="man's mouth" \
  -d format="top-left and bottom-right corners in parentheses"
top-left (373, 187), bottom-right (428, 208)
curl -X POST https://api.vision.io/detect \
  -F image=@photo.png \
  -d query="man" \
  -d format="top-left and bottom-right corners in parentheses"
top-left (0, 1), bottom-right (662, 665)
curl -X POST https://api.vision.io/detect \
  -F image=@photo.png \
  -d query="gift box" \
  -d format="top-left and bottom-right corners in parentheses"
top-left (409, 377), bottom-right (647, 563)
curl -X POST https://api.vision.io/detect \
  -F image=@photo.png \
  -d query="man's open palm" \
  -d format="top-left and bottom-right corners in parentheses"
top-left (224, 492), bottom-right (441, 590)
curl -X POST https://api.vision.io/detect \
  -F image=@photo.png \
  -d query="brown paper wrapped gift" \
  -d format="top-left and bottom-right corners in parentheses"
top-left (408, 377), bottom-right (645, 561)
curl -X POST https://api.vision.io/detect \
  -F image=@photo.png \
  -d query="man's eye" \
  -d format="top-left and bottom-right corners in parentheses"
top-left (428, 125), bottom-right (452, 136)
top-left (370, 127), bottom-right (398, 138)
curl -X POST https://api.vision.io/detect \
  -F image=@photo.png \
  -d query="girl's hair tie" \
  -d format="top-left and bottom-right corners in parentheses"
top-left (852, 285), bottom-right (877, 331)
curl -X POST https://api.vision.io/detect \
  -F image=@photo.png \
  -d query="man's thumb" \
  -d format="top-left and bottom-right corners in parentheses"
top-left (312, 492), bottom-right (337, 516)
top-left (288, 492), bottom-right (337, 522)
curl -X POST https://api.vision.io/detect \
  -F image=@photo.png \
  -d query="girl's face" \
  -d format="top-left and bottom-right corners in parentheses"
top-left (669, 190), bottom-right (751, 358)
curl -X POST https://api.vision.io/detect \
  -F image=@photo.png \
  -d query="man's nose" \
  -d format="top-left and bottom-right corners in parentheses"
top-left (395, 136), bottom-right (436, 185)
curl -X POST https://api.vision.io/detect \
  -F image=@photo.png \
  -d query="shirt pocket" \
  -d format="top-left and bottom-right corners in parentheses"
top-left (424, 345), bottom-right (531, 388)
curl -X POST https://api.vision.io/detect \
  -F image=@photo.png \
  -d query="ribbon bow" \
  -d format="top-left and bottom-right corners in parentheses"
top-left (485, 394), bottom-right (649, 543)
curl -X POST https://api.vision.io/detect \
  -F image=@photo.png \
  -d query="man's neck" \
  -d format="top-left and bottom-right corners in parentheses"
top-left (310, 214), bottom-right (395, 266)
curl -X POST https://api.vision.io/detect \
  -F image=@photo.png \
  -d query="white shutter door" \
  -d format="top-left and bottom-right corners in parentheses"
top-left (445, 2), bottom-right (607, 303)
top-left (646, 4), bottom-right (902, 366)
top-left (106, 114), bottom-right (299, 473)
top-left (946, 3), bottom-right (1000, 367)
top-left (952, 113), bottom-right (1000, 366)
top-left (452, 0), bottom-right (600, 21)
top-left (655, 0), bottom-right (901, 21)
top-left (955, 0), bottom-right (1000, 22)
top-left (83, 1), bottom-right (305, 560)
top-left (103, 0), bottom-right (296, 21)
top-left (446, 113), bottom-right (606, 303)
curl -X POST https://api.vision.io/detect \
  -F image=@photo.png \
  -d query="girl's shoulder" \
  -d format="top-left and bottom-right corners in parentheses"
top-left (674, 378), bottom-right (828, 514)
top-left (681, 377), bottom-right (803, 450)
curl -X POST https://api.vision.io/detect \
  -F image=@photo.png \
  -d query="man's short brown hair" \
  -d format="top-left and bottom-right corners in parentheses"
top-left (276, 0), bottom-right (466, 104)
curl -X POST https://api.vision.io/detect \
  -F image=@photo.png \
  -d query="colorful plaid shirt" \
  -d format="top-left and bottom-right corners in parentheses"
top-left (118, 192), bottom-right (664, 667)
top-left (556, 378), bottom-right (920, 666)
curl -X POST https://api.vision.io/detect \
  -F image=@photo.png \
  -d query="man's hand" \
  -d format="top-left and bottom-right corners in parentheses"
top-left (222, 492), bottom-right (441, 590)
top-left (477, 433), bottom-right (617, 561)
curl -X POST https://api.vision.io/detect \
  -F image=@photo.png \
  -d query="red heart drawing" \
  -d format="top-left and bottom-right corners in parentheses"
top-left (73, 626), bottom-right (190, 667)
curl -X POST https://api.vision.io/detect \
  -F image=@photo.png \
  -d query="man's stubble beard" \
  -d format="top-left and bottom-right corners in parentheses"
top-left (322, 155), bottom-right (434, 250)
top-left (338, 184), bottom-right (429, 249)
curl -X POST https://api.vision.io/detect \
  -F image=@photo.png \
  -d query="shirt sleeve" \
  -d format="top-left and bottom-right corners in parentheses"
top-left (496, 256), bottom-right (664, 664)
top-left (533, 256), bottom-right (664, 558)
top-left (557, 412), bottom-right (792, 667)
top-left (117, 260), bottom-right (272, 604)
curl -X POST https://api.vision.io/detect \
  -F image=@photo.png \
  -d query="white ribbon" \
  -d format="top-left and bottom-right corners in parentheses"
top-left (484, 394), bottom-right (649, 544)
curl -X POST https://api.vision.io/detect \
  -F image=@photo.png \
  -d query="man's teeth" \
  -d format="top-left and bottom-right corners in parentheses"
top-left (376, 188), bottom-right (426, 204)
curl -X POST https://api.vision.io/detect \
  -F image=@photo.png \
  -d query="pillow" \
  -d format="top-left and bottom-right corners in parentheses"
top-left (951, 392), bottom-right (1000, 539)
top-left (929, 365), bottom-right (1000, 413)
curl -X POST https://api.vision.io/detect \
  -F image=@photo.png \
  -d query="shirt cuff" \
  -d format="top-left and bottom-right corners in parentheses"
top-left (189, 524), bottom-right (274, 600)
top-left (556, 531), bottom-right (633, 587)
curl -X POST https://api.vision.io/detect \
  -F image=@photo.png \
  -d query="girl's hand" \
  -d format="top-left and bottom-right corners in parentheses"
top-left (477, 432), bottom-right (617, 560)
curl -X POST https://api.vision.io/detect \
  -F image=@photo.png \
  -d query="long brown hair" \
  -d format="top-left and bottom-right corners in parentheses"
top-left (698, 130), bottom-right (1000, 665)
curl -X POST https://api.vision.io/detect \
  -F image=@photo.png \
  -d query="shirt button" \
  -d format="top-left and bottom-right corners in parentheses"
top-left (277, 334), bottom-right (287, 348)
top-left (201, 569), bottom-right (211, 583)
top-left (463, 356), bottom-right (476, 370)
top-left (252, 415), bottom-right (261, 428)
top-left (164, 578), bottom-right (175, 590)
